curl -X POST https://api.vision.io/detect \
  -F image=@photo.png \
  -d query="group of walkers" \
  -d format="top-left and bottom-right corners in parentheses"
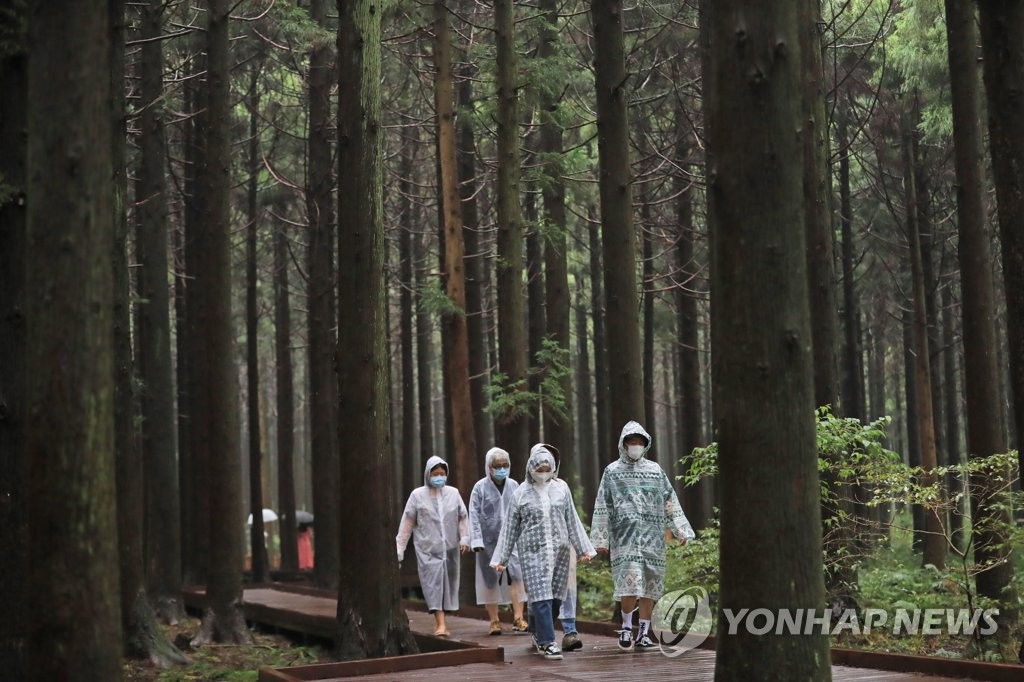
top-left (395, 421), bottom-right (695, 661)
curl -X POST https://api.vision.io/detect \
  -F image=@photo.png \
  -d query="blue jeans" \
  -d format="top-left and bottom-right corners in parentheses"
top-left (559, 588), bottom-right (577, 634)
top-left (531, 598), bottom-right (562, 646)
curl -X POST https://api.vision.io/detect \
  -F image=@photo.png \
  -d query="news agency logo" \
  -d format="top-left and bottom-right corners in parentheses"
top-left (719, 605), bottom-right (999, 637)
top-left (651, 587), bottom-right (714, 657)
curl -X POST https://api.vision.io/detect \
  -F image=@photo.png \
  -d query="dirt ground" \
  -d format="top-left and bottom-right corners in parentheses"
top-left (122, 616), bottom-right (335, 681)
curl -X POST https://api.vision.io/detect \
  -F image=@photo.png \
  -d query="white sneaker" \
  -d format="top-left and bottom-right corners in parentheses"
top-left (539, 642), bottom-right (563, 660)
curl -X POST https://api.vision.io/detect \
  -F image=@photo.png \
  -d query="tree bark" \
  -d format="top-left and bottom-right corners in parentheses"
top-left (588, 212), bottom-right (612, 462)
top-left (26, 1), bottom-right (122, 676)
top-left (245, 62), bottom-right (271, 586)
top-left (335, 0), bottom-right (418, 658)
top-left (192, 0), bottom-right (249, 644)
top-left (307, 0), bottom-right (340, 591)
top-left (456, 57), bottom-right (493, 451)
top-left (673, 109), bottom-right (709, 530)
top-left (978, 0), bottom-right (1024, 479)
top-left (706, 1), bottom-right (831, 677)
top-left (946, 0), bottom-right (1015, 625)
top-left (433, 0), bottom-right (477, 491)
top-left (525, 185), bottom-right (545, 446)
top-left (593, 0), bottom-right (645, 431)
top-left (641, 199), bottom-right (656, 453)
top-left (538, 0), bottom-right (575, 482)
top-left (575, 298), bottom-right (596, 516)
top-left (135, 0), bottom-right (185, 625)
top-left (398, 138), bottom-right (418, 492)
top-left (902, 120), bottom-right (946, 571)
top-left (179, 30), bottom-right (209, 588)
top-left (0, 6), bottom-right (28, 674)
top-left (415, 226), bottom-right (436, 463)
top-left (493, 0), bottom-right (530, 471)
top-left (275, 218), bottom-right (298, 572)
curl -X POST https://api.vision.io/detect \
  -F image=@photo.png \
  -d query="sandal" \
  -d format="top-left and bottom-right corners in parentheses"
top-left (433, 628), bottom-right (450, 638)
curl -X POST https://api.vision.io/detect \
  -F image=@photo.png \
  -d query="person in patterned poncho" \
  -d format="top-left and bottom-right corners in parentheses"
top-left (491, 445), bottom-right (596, 661)
top-left (591, 421), bottom-right (695, 652)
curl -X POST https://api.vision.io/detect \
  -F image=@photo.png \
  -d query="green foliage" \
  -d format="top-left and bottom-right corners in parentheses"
top-left (485, 337), bottom-right (572, 423)
top-left (416, 280), bottom-right (463, 319)
top-left (675, 408), bottom-right (1021, 659)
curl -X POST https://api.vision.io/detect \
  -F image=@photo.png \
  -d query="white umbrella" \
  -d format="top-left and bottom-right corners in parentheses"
top-left (246, 508), bottom-right (279, 525)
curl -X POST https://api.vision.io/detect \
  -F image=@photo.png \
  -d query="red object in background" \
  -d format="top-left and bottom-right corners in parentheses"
top-left (297, 526), bottom-right (314, 569)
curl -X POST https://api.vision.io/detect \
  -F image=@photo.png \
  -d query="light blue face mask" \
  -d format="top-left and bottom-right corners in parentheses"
top-left (429, 475), bottom-right (447, 488)
top-left (492, 467), bottom-right (510, 481)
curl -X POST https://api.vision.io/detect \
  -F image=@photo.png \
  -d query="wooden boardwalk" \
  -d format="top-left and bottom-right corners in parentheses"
top-left (198, 586), bottom-right (1002, 681)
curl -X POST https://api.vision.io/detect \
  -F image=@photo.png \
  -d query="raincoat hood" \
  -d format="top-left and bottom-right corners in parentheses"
top-left (525, 444), bottom-right (558, 484)
top-left (484, 447), bottom-right (511, 473)
top-left (423, 455), bottom-right (449, 486)
top-left (617, 421), bottom-right (652, 462)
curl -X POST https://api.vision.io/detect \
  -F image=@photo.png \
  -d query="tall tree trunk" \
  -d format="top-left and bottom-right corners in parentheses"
top-left (837, 108), bottom-right (865, 421)
top-left (433, 0), bottom-right (477, 490)
top-left (902, 121), bottom-right (946, 571)
top-left (26, 1), bottom-right (122, 675)
top-left (180, 34), bottom-right (209, 587)
top-left (706, 1), bottom-right (831, 678)
top-left (526, 202), bottom-right (545, 446)
top-left (415, 226), bottom-right (436, 465)
top-left (575, 299), bottom-right (596, 516)
top-left (275, 219), bottom-right (298, 572)
top-left (493, 0), bottom-right (529, 471)
top-left (593, 0), bottom-right (644, 431)
top-left (456, 58), bottom-right (493, 450)
top-left (399, 140), bottom-right (417, 490)
top-left (947, 0), bottom-right (1016, 627)
top-left (335, 0), bottom-right (418, 658)
top-left (113, 0), bottom-right (186, 665)
top-left (192, 0), bottom-right (249, 644)
top-left (136, 0), bottom-right (185, 625)
top-left (979, 0), bottom-right (1024, 479)
top-left (641, 199), bottom-right (657, 452)
top-left (802, 0), bottom-right (854, 600)
top-left (940, 283), bottom-right (964, 549)
top-left (0, 6), bottom-right (28, 674)
top-left (902, 306), bottom-right (925, 550)
top-left (538, 0), bottom-right (575, 481)
top-left (674, 111), bottom-right (709, 530)
top-left (588, 212), bottom-right (611, 461)
top-left (307, 0), bottom-right (340, 591)
top-left (245, 63), bottom-right (271, 585)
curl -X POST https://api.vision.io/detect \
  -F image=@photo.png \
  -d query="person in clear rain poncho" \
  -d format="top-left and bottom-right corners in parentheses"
top-left (491, 445), bottom-right (596, 661)
top-left (396, 455), bottom-right (470, 637)
top-left (591, 421), bottom-right (695, 652)
top-left (469, 447), bottom-right (529, 635)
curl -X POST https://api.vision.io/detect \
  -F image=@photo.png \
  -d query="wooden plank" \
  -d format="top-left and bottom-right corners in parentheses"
top-left (258, 647), bottom-right (503, 681)
top-left (831, 646), bottom-right (1024, 682)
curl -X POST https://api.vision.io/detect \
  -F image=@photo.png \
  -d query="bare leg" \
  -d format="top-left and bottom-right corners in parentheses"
top-left (638, 597), bottom-right (654, 621)
top-left (485, 603), bottom-right (499, 622)
top-left (511, 581), bottom-right (525, 621)
top-left (433, 611), bottom-right (448, 635)
top-left (620, 596), bottom-right (638, 615)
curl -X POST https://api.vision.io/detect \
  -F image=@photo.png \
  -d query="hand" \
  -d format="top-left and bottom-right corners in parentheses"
top-left (459, 544), bottom-right (470, 555)
top-left (678, 537), bottom-right (688, 547)
top-left (578, 553), bottom-right (593, 563)
top-left (596, 547), bottom-right (609, 557)
top-left (494, 564), bottom-right (505, 573)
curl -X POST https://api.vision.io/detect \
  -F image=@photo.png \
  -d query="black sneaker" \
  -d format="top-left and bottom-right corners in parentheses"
top-left (617, 628), bottom-right (634, 651)
top-left (635, 631), bottom-right (657, 651)
top-left (539, 642), bottom-right (563, 660)
top-left (562, 632), bottom-right (582, 651)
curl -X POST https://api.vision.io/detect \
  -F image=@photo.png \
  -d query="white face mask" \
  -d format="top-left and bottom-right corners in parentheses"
top-left (533, 471), bottom-right (553, 483)
top-left (626, 444), bottom-right (645, 460)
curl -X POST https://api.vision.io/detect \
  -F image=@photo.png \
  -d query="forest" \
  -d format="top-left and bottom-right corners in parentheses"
top-left (0, 0), bottom-right (1022, 679)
